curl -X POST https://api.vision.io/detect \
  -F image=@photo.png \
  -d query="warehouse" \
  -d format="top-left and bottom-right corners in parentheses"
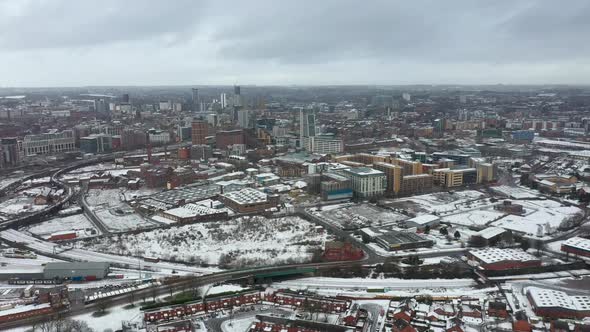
top-left (405, 214), bottom-right (440, 230)
top-left (219, 188), bottom-right (279, 213)
top-left (374, 231), bottom-right (433, 251)
top-left (526, 287), bottom-right (590, 319)
top-left (467, 248), bottom-right (541, 270)
top-left (43, 262), bottom-right (110, 280)
top-left (156, 203), bottom-right (228, 224)
top-left (561, 236), bottom-right (590, 258)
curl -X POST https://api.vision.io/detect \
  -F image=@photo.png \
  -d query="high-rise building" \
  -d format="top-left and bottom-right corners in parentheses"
top-left (121, 94), bottom-right (130, 103)
top-left (191, 120), bottom-right (208, 145)
top-left (237, 110), bottom-right (250, 128)
top-left (94, 99), bottom-right (107, 113)
top-left (299, 107), bottom-right (316, 144)
top-left (220, 93), bottom-right (228, 109)
top-left (373, 162), bottom-right (403, 195)
top-left (0, 138), bottom-right (19, 168)
top-left (192, 88), bottom-right (200, 112)
top-left (233, 85), bottom-right (242, 107)
top-left (342, 167), bottom-right (386, 199)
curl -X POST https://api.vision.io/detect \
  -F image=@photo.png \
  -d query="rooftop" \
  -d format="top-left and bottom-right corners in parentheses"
top-left (345, 167), bottom-right (384, 176)
top-left (562, 236), bottom-right (590, 252)
top-left (469, 248), bottom-right (538, 265)
top-left (221, 188), bottom-right (268, 205)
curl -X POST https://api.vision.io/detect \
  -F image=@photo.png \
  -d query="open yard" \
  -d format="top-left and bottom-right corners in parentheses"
top-left (79, 216), bottom-right (328, 268)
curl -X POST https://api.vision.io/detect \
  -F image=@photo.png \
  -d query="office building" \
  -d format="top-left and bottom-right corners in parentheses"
top-left (79, 134), bottom-right (112, 154)
top-left (22, 130), bottom-right (76, 157)
top-left (342, 167), bottom-right (386, 199)
top-left (191, 120), bottom-right (208, 145)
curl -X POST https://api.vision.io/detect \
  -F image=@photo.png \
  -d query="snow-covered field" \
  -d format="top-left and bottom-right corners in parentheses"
top-left (86, 188), bottom-right (156, 231)
top-left (95, 209), bottom-right (155, 232)
top-left (23, 214), bottom-right (98, 239)
top-left (0, 196), bottom-right (46, 216)
top-left (491, 199), bottom-right (581, 235)
top-left (79, 216), bottom-right (328, 267)
top-left (441, 209), bottom-right (505, 228)
top-left (317, 203), bottom-right (407, 229)
top-left (388, 190), bottom-right (489, 215)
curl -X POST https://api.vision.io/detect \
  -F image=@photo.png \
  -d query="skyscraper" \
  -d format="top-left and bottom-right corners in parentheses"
top-left (220, 93), bottom-right (228, 109)
top-left (237, 110), bottom-right (250, 128)
top-left (233, 85), bottom-right (241, 107)
top-left (299, 107), bottom-right (316, 139)
top-left (192, 88), bottom-right (200, 112)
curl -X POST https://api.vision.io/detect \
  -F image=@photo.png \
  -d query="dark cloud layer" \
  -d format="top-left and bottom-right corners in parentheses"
top-left (1, 0), bottom-right (589, 86)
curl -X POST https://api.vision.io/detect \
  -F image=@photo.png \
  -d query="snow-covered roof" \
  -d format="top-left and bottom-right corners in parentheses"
top-left (527, 287), bottom-right (590, 311)
top-left (407, 214), bottom-right (439, 225)
top-left (221, 188), bottom-right (268, 205)
top-left (469, 248), bottom-right (538, 265)
top-left (163, 203), bottom-right (220, 218)
top-left (345, 167), bottom-right (384, 176)
top-left (562, 236), bottom-right (590, 252)
top-left (475, 227), bottom-right (506, 240)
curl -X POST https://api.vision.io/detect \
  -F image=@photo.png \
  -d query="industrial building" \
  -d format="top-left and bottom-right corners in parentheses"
top-left (405, 214), bottom-right (440, 230)
top-left (467, 248), bottom-right (541, 270)
top-left (43, 262), bottom-right (110, 280)
top-left (561, 237), bottom-right (590, 258)
top-left (219, 188), bottom-right (279, 213)
top-left (374, 231), bottom-right (433, 251)
top-left (526, 287), bottom-right (590, 319)
top-left (156, 203), bottom-right (228, 224)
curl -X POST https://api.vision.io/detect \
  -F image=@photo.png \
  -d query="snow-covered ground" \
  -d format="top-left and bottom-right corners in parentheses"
top-left (0, 254), bottom-right (62, 275)
top-left (95, 209), bottom-right (155, 232)
top-left (79, 216), bottom-right (328, 267)
top-left (491, 199), bottom-right (581, 235)
top-left (86, 188), bottom-right (156, 231)
top-left (390, 190), bottom-right (488, 215)
top-left (441, 209), bottom-right (505, 228)
top-left (0, 196), bottom-right (46, 216)
top-left (0, 229), bottom-right (219, 275)
top-left (317, 203), bottom-right (407, 229)
top-left (23, 214), bottom-right (98, 239)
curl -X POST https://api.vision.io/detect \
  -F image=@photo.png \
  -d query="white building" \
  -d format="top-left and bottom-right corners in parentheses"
top-left (22, 130), bottom-right (76, 157)
top-left (303, 135), bottom-right (343, 154)
top-left (148, 131), bottom-right (172, 144)
top-left (342, 167), bottom-right (386, 199)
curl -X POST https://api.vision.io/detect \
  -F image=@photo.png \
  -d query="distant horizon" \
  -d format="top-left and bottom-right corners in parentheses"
top-left (2, 83), bottom-right (590, 90)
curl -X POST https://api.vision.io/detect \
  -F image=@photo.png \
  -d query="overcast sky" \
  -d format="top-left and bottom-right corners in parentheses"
top-left (1, 0), bottom-right (590, 87)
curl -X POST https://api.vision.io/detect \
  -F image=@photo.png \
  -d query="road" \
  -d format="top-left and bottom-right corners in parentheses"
top-left (77, 184), bottom-right (110, 235)
top-left (297, 207), bottom-right (380, 263)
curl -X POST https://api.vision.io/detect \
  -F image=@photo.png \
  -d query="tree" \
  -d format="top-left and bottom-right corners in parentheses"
top-left (454, 230), bottom-right (461, 240)
top-left (439, 227), bottom-right (448, 236)
top-left (520, 239), bottom-right (530, 251)
top-left (424, 225), bottom-right (431, 234)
